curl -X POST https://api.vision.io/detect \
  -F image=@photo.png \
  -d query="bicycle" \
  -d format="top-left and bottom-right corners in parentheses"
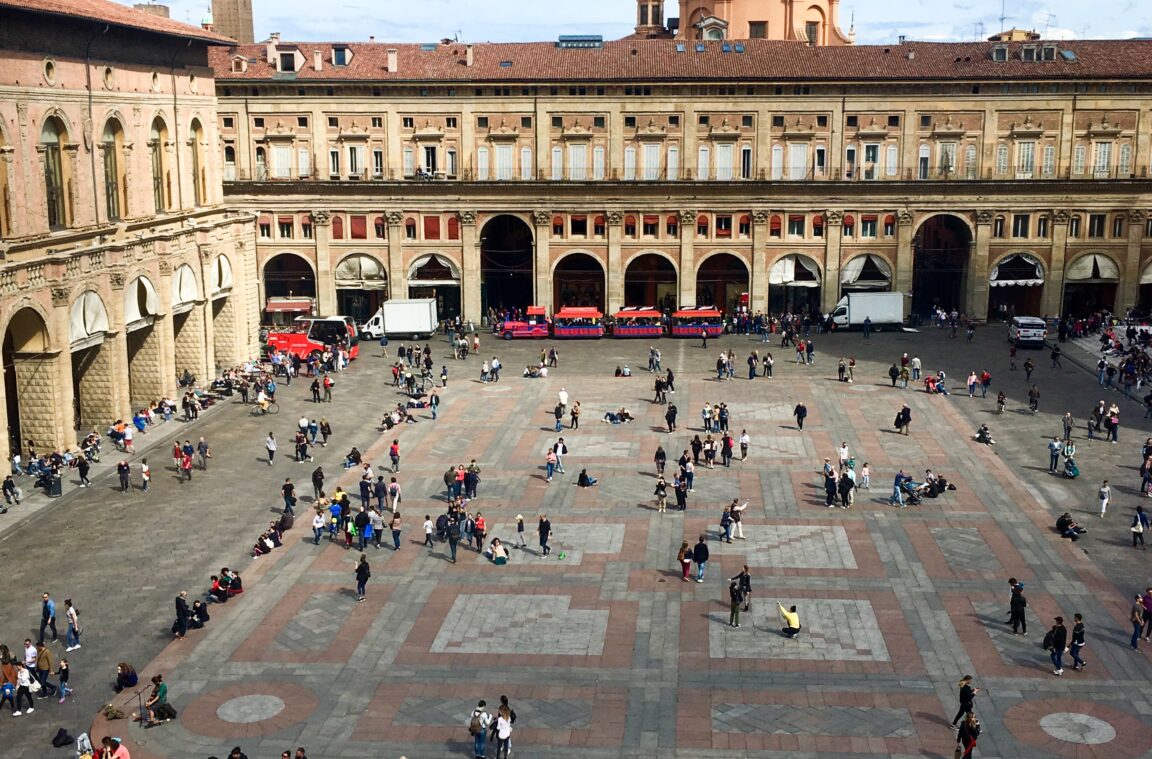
top-left (250, 400), bottom-right (279, 415)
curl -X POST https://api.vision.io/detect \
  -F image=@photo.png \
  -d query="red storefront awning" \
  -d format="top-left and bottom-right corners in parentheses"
top-left (265, 298), bottom-right (313, 313)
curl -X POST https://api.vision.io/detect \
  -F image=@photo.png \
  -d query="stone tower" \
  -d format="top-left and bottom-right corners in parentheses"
top-left (211, 0), bottom-right (254, 44)
top-left (674, 0), bottom-right (853, 44)
top-left (634, 0), bottom-right (666, 37)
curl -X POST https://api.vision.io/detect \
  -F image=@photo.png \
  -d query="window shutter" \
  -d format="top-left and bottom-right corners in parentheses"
top-left (697, 145), bottom-right (710, 180)
top-left (624, 146), bottom-right (637, 180)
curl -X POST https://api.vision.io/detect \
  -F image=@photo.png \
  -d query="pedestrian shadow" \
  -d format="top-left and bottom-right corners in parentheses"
top-left (636, 501), bottom-right (660, 511)
top-left (649, 426), bottom-right (670, 433)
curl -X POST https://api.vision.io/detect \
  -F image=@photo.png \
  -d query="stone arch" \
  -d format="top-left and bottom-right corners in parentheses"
top-left (170, 263), bottom-right (207, 386)
top-left (210, 254), bottom-right (238, 369)
top-left (407, 253), bottom-right (462, 321)
top-left (408, 252), bottom-right (461, 281)
top-left (479, 214), bottom-right (535, 312)
top-left (912, 211), bottom-right (975, 239)
top-left (695, 250), bottom-right (750, 311)
top-left (1063, 251), bottom-right (1121, 316)
top-left (623, 248), bottom-right (679, 272)
top-left (335, 252), bottom-right (389, 322)
top-left (171, 263), bottom-right (202, 313)
top-left (68, 290), bottom-right (117, 431)
top-left (911, 212), bottom-right (973, 315)
top-left (768, 252), bottom-right (823, 313)
top-left (624, 251), bottom-right (679, 309)
top-left (988, 251), bottom-right (1045, 318)
top-left (69, 290), bottom-right (110, 348)
top-left (263, 251), bottom-right (317, 299)
top-left (840, 252), bottom-right (894, 293)
top-left (3, 306), bottom-right (60, 455)
top-left (124, 274), bottom-right (160, 327)
top-left (551, 251), bottom-right (606, 312)
top-left (210, 254), bottom-right (234, 299)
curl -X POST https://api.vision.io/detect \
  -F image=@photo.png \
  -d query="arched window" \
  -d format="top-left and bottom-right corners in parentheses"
top-left (769, 214), bottom-right (781, 237)
top-left (331, 215), bottom-right (344, 239)
top-left (552, 215), bottom-right (564, 236)
top-left (189, 118), bottom-right (205, 206)
top-left (404, 217), bottom-right (417, 240)
top-left (374, 216), bottom-right (386, 238)
top-left (150, 117), bottom-right (169, 212)
top-left (624, 215), bottom-right (637, 237)
top-left (41, 116), bottom-right (71, 229)
top-left (696, 214), bottom-right (709, 237)
top-left (102, 119), bottom-right (126, 221)
top-left (447, 216), bottom-right (460, 240)
top-left (666, 215), bottom-right (678, 237)
top-left (223, 144), bottom-right (236, 181)
top-left (255, 146), bottom-right (267, 181)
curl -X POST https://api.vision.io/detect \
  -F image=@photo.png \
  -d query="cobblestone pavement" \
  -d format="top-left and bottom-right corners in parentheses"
top-left (2, 324), bottom-right (1152, 758)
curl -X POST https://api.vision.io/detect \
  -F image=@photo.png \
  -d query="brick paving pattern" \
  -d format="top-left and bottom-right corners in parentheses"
top-left (0, 329), bottom-right (1151, 757)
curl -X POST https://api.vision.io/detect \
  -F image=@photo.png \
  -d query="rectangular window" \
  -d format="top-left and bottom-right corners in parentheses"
top-left (298, 116), bottom-right (309, 128)
top-left (402, 117), bottom-right (415, 129)
top-left (347, 145), bottom-right (363, 179)
top-left (1072, 144), bottom-right (1087, 176)
top-left (424, 216), bottom-right (441, 240)
top-left (519, 147), bottom-right (532, 180)
top-left (327, 117), bottom-right (338, 128)
top-left (302, 222), bottom-right (313, 239)
top-left (993, 217), bottom-right (1005, 237)
top-left (885, 144), bottom-right (899, 177)
top-left (1012, 214), bottom-right (1030, 238)
top-left (1016, 141), bottom-right (1035, 176)
top-left (1037, 216), bottom-right (1048, 238)
top-left (222, 116), bottom-right (235, 129)
top-left (1093, 142), bottom-right (1112, 177)
top-left (772, 115), bottom-right (785, 128)
top-left (594, 217), bottom-right (606, 236)
top-left (770, 145), bottom-right (783, 180)
top-left (918, 145), bottom-right (930, 179)
top-left (938, 142), bottom-right (957, 175)
top-left (883, 217), bottom-right (895, 236)
top-left (624, 217), bottom-right (636, 237)
top-left (697, 145), bottom-right (709, 180)
top-left (749, 21), bottom-right (766, 38)
top-left (887, 115), bottom-right (900, 128)
top-left (593, 146), bottom-right (606, 180)
top-left (272, 144), bottom-right (292, 179)
top-left (1119, 143), bottom-right (1133, 177)
top-left (642, 215), bottom-right (658, 236)
top-left (787, 215), bottom-right (805, 237)
top-left (814, 145), bottom-right (826, 177)
top-left (863, 144), bottom-right (880, 180)
top-left (571, 215), bottom-right (587, 236)
top-left (1088, 213), bottom-right (1106, 237)
top-left (446, 117), bottom-right (458, 128)
top-left (642, 143), bottom-right (660, 180)
top-left (476, 147), bottom-right (489, 180)
top-left (697, 216), bottom-right (709, 236)
top-left (350, 215), bottom-right (367, 239)
top-left (593, 116), bottom-right (605, 129)
top-left (374, 218), bottom-right (386, 238)
top-left (713, 214), bottom-right (732, 238)
top-left (623, 146), bottom-right (637, 181)
top-left (333, 47), bottom-right (347, 65)
top-left (1042, 144), bottom-right (1056, 178)
top-left (371, 116), bottom-right (382, 128)
top-left (666, 145), bottom-right (678, 180)
top-left (860, 216), bottom-right (877, 237)
top-left (1113, 215), bottom-right (1125, 237)
top-left (328, 148), bottom-right (340, 177)
top-left (278, 217), bottom-right (293, 238)
top-left (715, 143), bottom-right (734, 181)
top-left (551, 146), bottom-right (563, 181)
top-left (788, 143), bottom-right (807, 180)
top-left (259, 221), bottom-right (271, 238)
top-left (568, 144), bottom-right (589, 181)
top-left (403, 147), bottom-right (415, 178)
top-left (624, 116), bottom-right (637, 128)
top-left (477, 116), bottom-right (489, 129)
top-left (1146, 217), bottom-right (1152, 238)
top-left (741, 145), bottom-right (753, 179)
top-left (738, 216), bottom-right (751, 237)
top-left (1069, 216), bottom-right (1081, 237)
top-left (372, 149), bottom-right (384, 178)
top-left (279, 53), bottom-right (294, 72)
top-left (495, 144), bottom-right (514, 181)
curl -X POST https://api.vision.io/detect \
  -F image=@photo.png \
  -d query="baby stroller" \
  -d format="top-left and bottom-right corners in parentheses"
top-left (900, 480), bottom-right (922, 505)
top-left (1063, 457), bottom-right (1080, 479)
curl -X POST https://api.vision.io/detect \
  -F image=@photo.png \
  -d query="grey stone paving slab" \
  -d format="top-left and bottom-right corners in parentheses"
top-left (709, 599), bottom-right (889, 661)
top-left (430, 593), bottom-right (610, 655)
top-left (274, 592), bottom-right (347, 651)
top-left (931, 526), bottom-right (994, 570)
top-left (712, 703), bottom-right (916, 737)
top-left (396, 697), bottom-right (593, 729)
top-left (742, 524), bottom-right (858, 569)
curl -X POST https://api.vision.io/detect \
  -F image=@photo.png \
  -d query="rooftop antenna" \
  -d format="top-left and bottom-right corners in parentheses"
top-left (998, 0), bottom-right (1007, 31)
top-left (974, 21), bottom-right (985, 40)
top-left (1040, 12), bottom-right (1055, 36)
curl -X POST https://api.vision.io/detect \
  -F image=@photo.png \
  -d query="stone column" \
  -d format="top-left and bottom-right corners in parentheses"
top-left (106, 271), bottom-right (133, 419)
top-left (173, 304), bottom-right (209, 383)
top-left (821, 211), bottom-right (844, 313)
top-left (894, 210), bottom-right (915, 298)
top-left (460, 211), bottom-right (481, 323)
top-left (1042, 210), bottom-right (1070, 317)
top-left (968, 211), bottom-right (993, 320)
top-left (314, 209), bottom-right (336, 314)
top-left (606, 211), bottom-right (624, 313)
top-left (678, 209), bottom-right (697, 306)
top-left (12, 350), bottom-right (65, 456)
top-left (750, 210), bottom-right (770, 314)
top-left (49, 287), bottom-right (78, 450)
top-left (387, 211), bottom-right (407, 300)
top-left (533, 209), bottom-right (552, 309)
top-left (154, 260), bottom-right (178, 401)
top-left (1121, 210), bottom-right (1146, 313)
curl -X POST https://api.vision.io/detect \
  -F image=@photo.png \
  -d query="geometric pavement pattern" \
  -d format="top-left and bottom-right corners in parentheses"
top-left (430, 594), bottom-right (610, 655)
top-left (743, 524), bottom-right (858, 569)
top-left (397, 697), bottom-right (592, 730)
top-left (708, 599), bottom-right (889, 661)
top-left (711, 704), bottom-right (916, 737)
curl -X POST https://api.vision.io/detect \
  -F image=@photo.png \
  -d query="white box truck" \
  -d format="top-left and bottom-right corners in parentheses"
top-left (360, 299), bottom-right (439, 340)
top-left (831, 293), bottom-right (905, 330)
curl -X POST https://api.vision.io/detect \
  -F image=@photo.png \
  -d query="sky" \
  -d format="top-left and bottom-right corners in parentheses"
top-left (146, 0), bottom-right (1151, 45)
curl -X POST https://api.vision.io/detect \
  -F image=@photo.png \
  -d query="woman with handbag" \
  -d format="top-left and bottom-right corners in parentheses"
top-left (1133, 506), bottom-right (1150, 548)
top-left (950, 675), bottom-right (979, 728)
top-left (956, 712), bottom-right (980, 757)
top-left (676, 541), bottom-right (692, 582)
top-left (14, 663), bottom-right (37, 715)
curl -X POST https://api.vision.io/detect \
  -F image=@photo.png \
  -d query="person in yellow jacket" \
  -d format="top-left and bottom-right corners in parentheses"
top-left (779, 603), bottom-right (801, 638)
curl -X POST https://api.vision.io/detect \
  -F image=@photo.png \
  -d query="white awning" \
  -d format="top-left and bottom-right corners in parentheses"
top-left (1066, 253), bottom-right (1120, 282)
top-left (335, 254), bottom-right (388, 289)
top-left (1141, 263), bottom-right (1152, 285)
top-left (125, 276), bottom-right (159, 331)
top-left (172, 264), bottom-right (201, 314)
top-left (210, 255), bottom-right (234, 299)
top-left (769, 254), bottom-right (821, 288)
top-left (408, 253), bottom-right (461, 281)
top-left (840, 254), bottom-right (893, 289)
top-left (989, 253), bottom-right (1045, 287)
top-left (69, 291), bottom-right (110, 350)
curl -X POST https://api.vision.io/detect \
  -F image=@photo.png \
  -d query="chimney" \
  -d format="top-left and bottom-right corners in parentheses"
top-left (466, 44), bottom-right (474, 67)
top-left (386, 48), bottom-right (398, 73)
top-left (266, 32), bottom-right (280, 64)
top-left (369, 35), bottom-right (375, 42)
top-left (314, 50), bottom-right (323, 71)
top-left (898, 34), bottom-right (905, 44)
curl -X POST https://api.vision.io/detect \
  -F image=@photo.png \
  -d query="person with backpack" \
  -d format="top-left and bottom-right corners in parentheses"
top-left (728, 579), bottom-right (745, 628)
top-left (447, 515), bottom-right (461, 563)
top-left (467, 700), bottom-right (492, 759)
top-left (1045, 616), bottom-right (1068, 675)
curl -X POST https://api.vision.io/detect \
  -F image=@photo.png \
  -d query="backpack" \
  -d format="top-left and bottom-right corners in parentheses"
top-left (1042, 630), bottom-right (1055, 650)
top-left (51, 728), bottom-right (73, 748)
top-left (469, 712), bottom-right (483, 735)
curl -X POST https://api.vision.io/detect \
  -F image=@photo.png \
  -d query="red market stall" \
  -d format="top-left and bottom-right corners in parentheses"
top-left (612, 307), bottom-right (664, 338)
top-left (553, 306), bottom-right (604, 338)
top-left (670, 306), bottom-right (724, 337)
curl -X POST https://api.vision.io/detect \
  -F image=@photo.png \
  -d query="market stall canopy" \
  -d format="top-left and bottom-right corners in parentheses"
top-left (1065, 253), bottom-right (1119, 282)
top-left (989, 253), bottom-right (1044, 287)
top-left (265, 298), bottom-right (313, 313)
top-left (769, 254), bottom-right (821, 287)
top-left (70, 291), bottom-right (110, 350)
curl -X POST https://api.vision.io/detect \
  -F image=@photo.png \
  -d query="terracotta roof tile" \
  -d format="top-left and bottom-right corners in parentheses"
top-left (3, 0), bottom-right (235, 44)
top-left (210, 38), bottom-right (1152, 83)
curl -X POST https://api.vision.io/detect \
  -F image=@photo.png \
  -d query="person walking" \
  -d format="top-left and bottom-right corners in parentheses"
top-left (64, 598), bottom-right (81, 651)
top-left (1047, 436), bottom-right (1062, 473)
top-left (423, 514), bottom-right (435, 548)
top-left (1070, 613), bottom-right (1087, 670)
top-left (196, 437), bottom-right (211, 470)
top-left (692, 535), bottom-right (709, 583)
top-left (117, 460), bottom-right (131, 491)
top-left (553, 438), bottom-right (568, 474)
top-left (1009, 584), bottom-right (1028, 635)
top-left (728, 580), bottom-right (745, 628)
top-left (1099, 480), bottom-right (1111, 517)
top-left (312, 509), bottom-right (326, 545)
top-left (896, 404), bottom-right (912, 435)
top-left (793, 402), bottom-right (808, 431)
top-left (388, 439), bottom-right (400, 473)
top-left (265, 432), bottom-right (277, 466)
top-left (1046, 616), bottom-right (1068, 675)
top-left (731, 565), bottom-right (752, 611)
top-left (1027, 384), bottom-right (1040, 413)
top-left (281, 478), bottom-right (297, 515)
top-left (354, 554), bottom-right (370, 602)
top-left (468, 700), bottom-right (492, 759)
top-left (55, 657), bottom-right (73, 704)
top-left (493, 702), bottom-right (514, 759)
top-left (956, 712), bottom-right (981, 759)
top-left (538, 513), bottom-right (552, 556)
top-left (390, 510), bottom-right (402, 550)
top-left (676, 541), bottom-right (692, 581)
top-left (950, 675), bottom-right (979, 729)
top-left (38, 592), bottom-right (57, 646)
top-left (1133, 506), bottom-right (1150, 548)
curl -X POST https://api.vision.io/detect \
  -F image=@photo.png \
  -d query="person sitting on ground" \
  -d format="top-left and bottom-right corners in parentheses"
top-left (344, 447), bottom-right (362, 469)
top-left (266, 521), bottom-right (284, 547)
top-left (577, 469), bottom-right (598, 487)
top-left (524, 365), bottom-right (542, 378)
top-left (614, 365), bottom-right (623, 377)
top-left (1056, 512), bottom-right (1087, 540)
top-left (975, 424), bottom-right (994, 445)
top-left (113, 662), bottom-right (138, 693)
top-left (188, 600), bottom-right (210, 629)
top-left (621, 365), bottom-right (632, 376)
top-left (486, 537), bottom-right (509, 565)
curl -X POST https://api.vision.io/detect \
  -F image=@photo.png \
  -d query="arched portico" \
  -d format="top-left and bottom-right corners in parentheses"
top-left (552, 252), bottom-right (606, 313)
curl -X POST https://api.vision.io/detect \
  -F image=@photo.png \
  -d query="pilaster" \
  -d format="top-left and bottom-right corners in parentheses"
top-left (1042, 210), bottom-right (1070, 317)
top-left (1121, 210), bottom-right (1146, 313)
top-left (533, 209), bottom-right (552, 309)
top-left (968, 211), bottom-right (992, 319)
top-left (894, 210), bottom-right (915, 298)
top-left (387, 210), bottom-right (406, 299)
top-left (606, 211), bottom-right (624, 313)
top-left (821, 210), bottom-right (844, 313)
top-left (50, 286), bottom-right (78, 449)
top-left (460, 211), bottom-right (481, 323)
top-left (678, 209), bottom-right (696, 306)
top-left (750, 209), bottom-right (770, 313)
top-left (313, 210), bottom-right (336, 314)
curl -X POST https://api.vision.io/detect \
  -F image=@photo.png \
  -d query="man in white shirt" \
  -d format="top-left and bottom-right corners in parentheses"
top-left (468, 700), bottom-right (493, 759)
top-left (558, 388), bottom-right (569, 411)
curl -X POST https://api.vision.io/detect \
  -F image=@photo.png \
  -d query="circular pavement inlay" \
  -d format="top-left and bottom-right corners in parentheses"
top-left (216, 694), bottom-right (286, 724)
top-left (1039, 712), bottom-right (1117, 745)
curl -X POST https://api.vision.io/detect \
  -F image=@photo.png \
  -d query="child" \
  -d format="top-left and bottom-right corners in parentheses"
top-left (860, 463), bottom-right (871, 490)
top-left (514, 514), bottom-right (527, 547)
top-left (423, 514), bottom-right (434, 547)
top-left (56, 658), bottom-right (72, 703)
top-left (141, 458), bottom-right (151, 492)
